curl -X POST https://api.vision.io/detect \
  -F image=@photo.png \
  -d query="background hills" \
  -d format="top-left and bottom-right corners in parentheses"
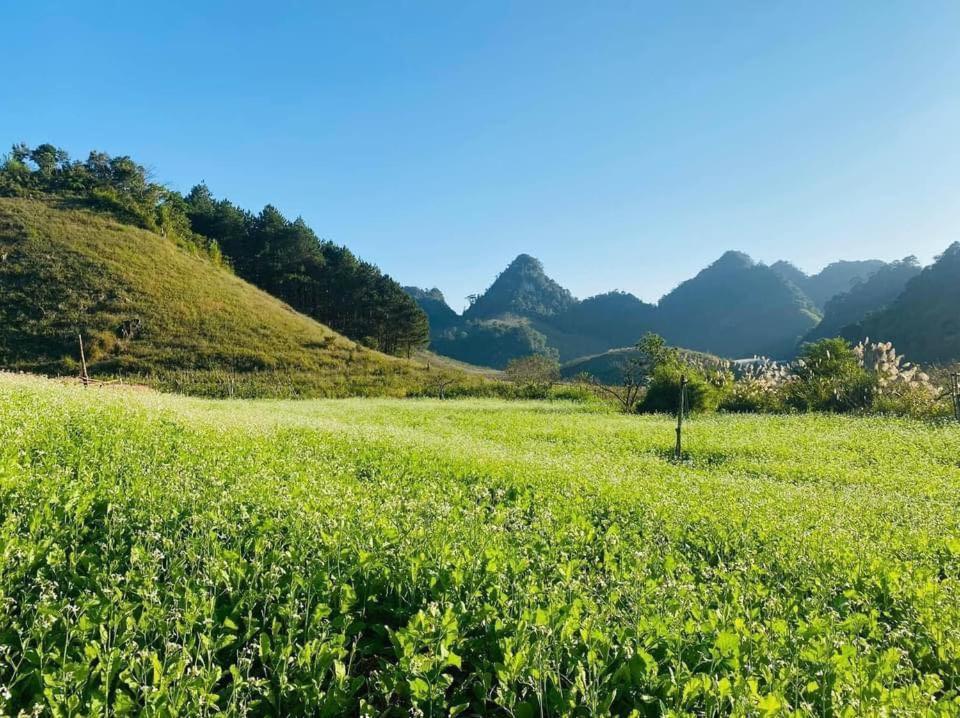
top-left (407, 247), bottom-right (960, 369)
top-left (803, 257), bottom-right (922, 344)
top-left (2, 142), bottom-right (958, 389)
top-left (770, 259), bottom-right (888, 309)
top-left (844, 243), bottom-right (960, 363)
top-left (654, 250), bottom-right (820, 359)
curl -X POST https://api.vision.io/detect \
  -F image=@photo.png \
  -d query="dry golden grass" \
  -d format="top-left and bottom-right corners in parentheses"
top-left (0, 198), bottom-right (481, 397)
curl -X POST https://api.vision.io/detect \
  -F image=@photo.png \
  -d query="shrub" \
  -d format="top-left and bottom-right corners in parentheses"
top-left (547, 383), bottom-right (598, 403)
top-left (870, 385), bottom-right (951, 419)
top-left (637, 364), bottom-right (724, 414)
top-left (719, 379), bottom-right (788, 413)
top-left (785, 338), bottom-right (875, 412)
top-left (505, 355), bottom-right (560, 399)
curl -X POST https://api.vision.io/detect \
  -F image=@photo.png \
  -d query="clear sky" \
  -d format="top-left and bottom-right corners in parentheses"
top-left (3, 1), bottom-right (959, 309)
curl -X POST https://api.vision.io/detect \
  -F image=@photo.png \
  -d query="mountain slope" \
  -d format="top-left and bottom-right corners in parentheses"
top-left (403, 286), bottom-right (460, 334)
top-left (843, 243), bottom-right (960, 363)
top-left (0, 144), bottom-right (429, 358)
top-left (772, 259), bottom-right (886, 309)
top-left (464, 254), bottom-right (575, 321)
top-left (768, 261), bottom-right (809, 292)
top-left (803, 257), bottom-right (921, 344)
top-left (431, 318), bottom-right (554, 369)
top-left (550, 291), bottom-right (657, 350)
top-left (656, 251), bottom-right (821, 358)
top-left (0, 198), bottom-right (464, 396)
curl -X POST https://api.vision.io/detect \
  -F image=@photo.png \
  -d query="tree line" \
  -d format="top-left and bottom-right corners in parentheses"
top-left (0, 143), bottom-right (428, 356)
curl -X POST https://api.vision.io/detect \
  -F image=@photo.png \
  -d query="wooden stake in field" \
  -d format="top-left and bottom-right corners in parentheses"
top-left (674, 374), bottom-right (687, 460)
top-left (952, 372), bottom-right (960, 421)
top-left (78, 334), bottom-right (90, 388)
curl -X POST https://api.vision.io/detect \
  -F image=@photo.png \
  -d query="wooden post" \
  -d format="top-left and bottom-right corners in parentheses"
top-left (674, 374), bottom-right (687, 460)
top-left (952, 372), bottom-right (960, 421)
top-left (78, 334), bottom-right (89, 388)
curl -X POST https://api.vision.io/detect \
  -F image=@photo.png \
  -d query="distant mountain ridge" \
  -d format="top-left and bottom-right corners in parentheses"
top-left (804, 257), bottom-right (921, 343)
top-left (771, 259), bottom-right (887, 309)
top-left (402, 286), bottom-right (460, 334)
top-left (842, 244), bottom-right (960, 363)
top-left (408, 251), bottom-right (841, 367)
top-left (407, 248), bottom-right (960, 369)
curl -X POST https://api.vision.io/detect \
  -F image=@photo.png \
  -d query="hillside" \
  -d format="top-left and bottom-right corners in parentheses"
top-left (560, 345), bottom-right (725, 384)
top-left (549, 291), bottom-right (657, 351)
top-left (0, 197), bottom-right (466, 396)
top-left (843, 242), bottom-right (960, 363)
top-left (802, 256), bottom-right (921, 344)
top-left (402, 286), bottom-right (460, 333)
top-left (1, 144), bottom-right (429, 357)
top-left (771, 259), bottom-right (886, 309)
top-left (656, 251), bottom-right (821, 358)
top-left (431, 318), bottom-right (554, 368)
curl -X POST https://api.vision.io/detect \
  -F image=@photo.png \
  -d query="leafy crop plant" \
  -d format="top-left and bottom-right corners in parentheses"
top-left (1, 373), bottom-right (959, 715)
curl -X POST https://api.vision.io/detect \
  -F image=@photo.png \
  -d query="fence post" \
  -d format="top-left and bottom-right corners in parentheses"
top-left (952, 372), bottom-right (960, 421)
top-left (674, 374), bottom-right (687, 460)
top-left (78, 334), bottom-right (89, 388)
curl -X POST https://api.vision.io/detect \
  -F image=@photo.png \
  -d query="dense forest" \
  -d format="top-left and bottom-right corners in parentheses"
top-left (0, 143), bottom-right (428, 356)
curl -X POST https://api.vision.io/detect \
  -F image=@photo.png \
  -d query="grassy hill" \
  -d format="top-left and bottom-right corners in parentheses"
top-left (0, 197), bottom-right (472, 397)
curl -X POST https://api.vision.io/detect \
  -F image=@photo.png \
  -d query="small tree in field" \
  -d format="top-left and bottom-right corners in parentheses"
top-left (578, 356), bottom-right (647, 412)
top-left (505, 355), bottom-right (560, 398)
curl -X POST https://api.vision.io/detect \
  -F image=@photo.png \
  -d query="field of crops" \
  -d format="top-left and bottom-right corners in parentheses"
top-left (1, 373), bottom-right (959, 716)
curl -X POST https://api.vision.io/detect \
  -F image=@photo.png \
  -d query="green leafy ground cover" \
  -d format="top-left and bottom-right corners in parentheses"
top-left (1, 373), bottom-right (959, 716)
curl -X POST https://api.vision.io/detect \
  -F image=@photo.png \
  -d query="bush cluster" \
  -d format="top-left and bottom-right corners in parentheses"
top-left (717, 338), bottom-right (947, 418)
top-left (585, 334), bottom-right (952, 419)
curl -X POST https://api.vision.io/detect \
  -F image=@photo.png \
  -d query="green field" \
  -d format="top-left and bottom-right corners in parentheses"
top-left (1, 374), bottom-right (959, 716)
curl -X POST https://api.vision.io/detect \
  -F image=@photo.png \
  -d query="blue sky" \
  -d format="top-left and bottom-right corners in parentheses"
top-left (3, 1), bottom-right (959, 309)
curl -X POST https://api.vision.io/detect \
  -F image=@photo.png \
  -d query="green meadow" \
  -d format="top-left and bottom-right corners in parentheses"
top-left (1, 373), bottom-right (959, 716)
